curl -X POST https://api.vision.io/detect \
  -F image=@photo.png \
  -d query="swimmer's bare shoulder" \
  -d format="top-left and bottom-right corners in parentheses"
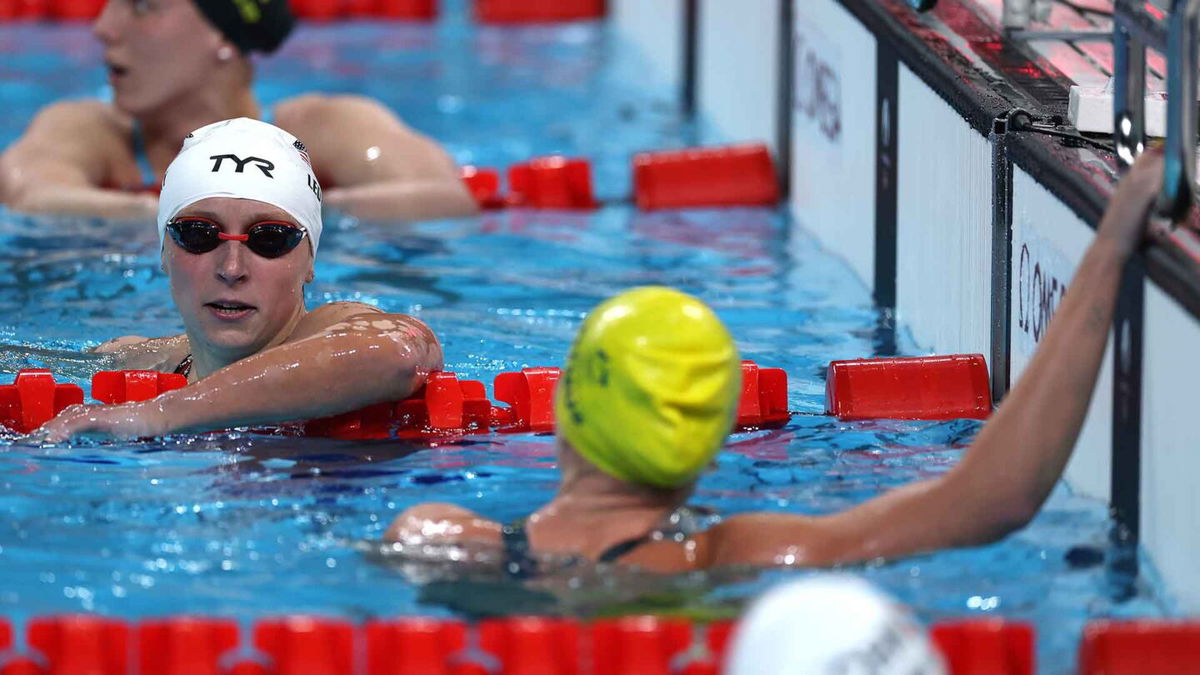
top-left (696, 513), bottom-right (839, 569)
top-left (385, 502), bottom-right (503, 548)
top-left (288, 302), bottom-right (384, 341)
top-left (91, 333), bottom-right (190, 372)
top-left (0, 100), bottom-right (133, 204)
top-left (273, 94), bottom-right (460, 185)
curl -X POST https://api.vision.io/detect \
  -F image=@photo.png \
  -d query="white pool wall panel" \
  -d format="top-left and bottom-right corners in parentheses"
top-left (1141, 283), bottom-right (1200, 611)
top-left (1009, 167), bottom-right (1114, 503)
top-left (789, 0), bottom-right (877, 287)
top-left (611, 0), bottom-right (685, 92)
top-left (696, 0), bottom-right (781, 154)
top-left (896, 65), bottom-right (993, 359)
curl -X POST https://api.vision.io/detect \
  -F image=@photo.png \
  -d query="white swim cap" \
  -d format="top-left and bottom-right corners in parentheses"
top-left (727, 576), bottom-right (947, 675)
top-left (157, 117), bottom-right (323, 257)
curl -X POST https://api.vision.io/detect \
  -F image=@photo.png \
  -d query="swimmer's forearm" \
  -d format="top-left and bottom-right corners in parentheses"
top-left (950, 236), bottom-right (1126, 525)
top-left (7, 185), bottom-right (156, 219)
top-left (323, 180), bottom-right (478, 221)
top-left (153, 323), bottom-right (443, 432)
top-left (793, 237), bottom-right (1130, 567)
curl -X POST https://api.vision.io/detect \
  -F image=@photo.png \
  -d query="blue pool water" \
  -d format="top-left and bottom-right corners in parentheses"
top-left (0, 7), bottom-right (1171, 672)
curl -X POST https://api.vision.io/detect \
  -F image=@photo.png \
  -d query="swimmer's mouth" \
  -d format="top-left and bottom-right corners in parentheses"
top-left (205, 301), bottom-right (256, 316)
top-left (105, 62), bottom-right (128, 77)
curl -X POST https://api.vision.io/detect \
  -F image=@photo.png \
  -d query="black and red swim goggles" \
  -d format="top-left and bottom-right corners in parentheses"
top-left (165, 217), bottom-right (308, 259)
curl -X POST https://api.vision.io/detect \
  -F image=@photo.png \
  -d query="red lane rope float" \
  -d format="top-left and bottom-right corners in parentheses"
top-left (492, 367), bottom-right (559, 433)
top-left (930, 620), bottom-right (1034, 675)
top-left (10, 615), bottom-right (1197, 674)
top-left (459, 166), bottom-right (505, 210)
top-left (478, 616), bottom-right (581, 674)
top-left (632, 143), bottom-right (780, 211)
top-left (251, 618), bottom-right (357, 675)
top-left (474, 0), bottom-right (604, 24)
top-left (0, 361), bottom-right (789, 438)
top-left (1079, 621), bottom-right (1200, 674)
top-left (288, 0), bottom-right (437, 20)
top-left (825, 354), bottom-right (993, 421)
top-left (506, 156), bottom-right (598, 210)
top-left (92, 370), bottom-right (187, 404)
top-left (0, 370), bottom-right (83, 435)
top-left (48, 0), bottom-right (101, 19)
top-left (26, 615), bottom-right (130, 675)
top-left (0, 0), bottom-right (49, 20)
top-left (138, 618), bottom-right (240, 675)
top-left (365, 618), bottom-right (467, 674)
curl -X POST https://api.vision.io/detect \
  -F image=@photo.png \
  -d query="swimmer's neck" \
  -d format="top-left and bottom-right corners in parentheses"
top-left (133, 82), bottom-right (261, 153)
top-left (188, 303), bottom-right (308, 381)
top-left (533, 439), bottom-right (690, 536)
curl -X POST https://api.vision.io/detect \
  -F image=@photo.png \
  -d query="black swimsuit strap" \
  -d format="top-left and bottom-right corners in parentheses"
top-left (598, 505), bottom-right (718, 564)
top-left (501, 518), bottom-right (540, 580)
top-left (597, 534), bottom-right (655, 563)
top-left (173, 354), bottom-right (193, 378)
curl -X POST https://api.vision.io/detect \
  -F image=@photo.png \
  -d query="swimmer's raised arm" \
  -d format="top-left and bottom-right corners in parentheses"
top-left (706, 151), bottom-right (1167, 569)
top-left (277, 95), bottom-right (478, 221)
top-left (36, 309), bottom-right (443, 441)
top-left (0, 101), bottom-right (157, 219)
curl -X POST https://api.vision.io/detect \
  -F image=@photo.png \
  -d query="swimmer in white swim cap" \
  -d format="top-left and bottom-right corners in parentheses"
top-left (0, 0), bottom-right (474, 220)
top-left (36, 118), bottom-right (444, 442)
top-left (727, 576), bottom-right (946, 675)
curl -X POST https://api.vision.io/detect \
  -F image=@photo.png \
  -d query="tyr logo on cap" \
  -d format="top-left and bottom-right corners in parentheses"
top-left (209, 154), bottom-right (276, 178)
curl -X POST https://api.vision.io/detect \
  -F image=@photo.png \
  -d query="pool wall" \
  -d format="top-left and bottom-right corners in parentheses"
top-left (615, 0), bottom-right (1200, 612)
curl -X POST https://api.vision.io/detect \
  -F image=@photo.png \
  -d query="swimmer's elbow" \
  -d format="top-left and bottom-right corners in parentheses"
top-left (379, 317), bottom-right (443, 388)
top-left (971, 499), bottom-right (1041, 546)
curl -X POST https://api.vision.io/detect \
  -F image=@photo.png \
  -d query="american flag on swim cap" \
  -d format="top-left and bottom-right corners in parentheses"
top-left (293, 139), bottom-right (311, 167)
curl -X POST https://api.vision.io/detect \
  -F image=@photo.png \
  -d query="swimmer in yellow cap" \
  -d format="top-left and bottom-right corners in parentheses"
top-left (387, 151), bottom-right (1167, 570)
top-left (0, 0), bottom-right (474, 220)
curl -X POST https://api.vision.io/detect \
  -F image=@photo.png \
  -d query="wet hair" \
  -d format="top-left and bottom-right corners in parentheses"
top-left (192, 0), bottom-right (295, 54)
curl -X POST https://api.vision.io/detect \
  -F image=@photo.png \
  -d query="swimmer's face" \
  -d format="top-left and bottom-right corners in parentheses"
top-left (93, 0), bottom-right (231, 115)
top-left (163, 197), bottom-right (314, 362)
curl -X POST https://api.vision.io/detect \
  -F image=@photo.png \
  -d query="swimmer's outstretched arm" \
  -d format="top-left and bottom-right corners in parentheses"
top-left (0, 101), bottom-right (158, 219)
top-left (277, 96), bottom-right (478, 221)
top-left (33, 312), bottom-right (443, 442)
top-left (705, 151), bottom-right (1167, 569)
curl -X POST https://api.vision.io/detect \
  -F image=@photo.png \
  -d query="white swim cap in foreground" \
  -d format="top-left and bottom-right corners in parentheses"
top-left (727, 575), bottom-right (947, 675)
top-left (157, 118), bottom-right (323, 257)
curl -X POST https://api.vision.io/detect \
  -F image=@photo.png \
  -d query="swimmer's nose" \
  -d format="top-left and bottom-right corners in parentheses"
top-left (92, 0), bottom-right (122, 45)
top-left (215, 241), bottom-right (249, 285)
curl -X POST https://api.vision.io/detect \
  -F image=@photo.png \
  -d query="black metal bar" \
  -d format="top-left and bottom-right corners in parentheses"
top-left (990, 122), bottom-right (1014, 403)
top-left (1110, 255), bottom-right (1145, 568)
top-left (1107, 254), bottom-right (1145, 599)
top-left (681, 0), bottom-right (699, 118)
top-left (874, 38), bottom-right (899, 310)
top-left (776, 0), bottom-right (794, 199)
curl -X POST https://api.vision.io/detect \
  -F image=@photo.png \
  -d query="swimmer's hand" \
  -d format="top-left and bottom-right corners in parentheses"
top-left (1098, 149), bottom-right (1167, 257)
top-left (27, 400), bottom-right (166, 443)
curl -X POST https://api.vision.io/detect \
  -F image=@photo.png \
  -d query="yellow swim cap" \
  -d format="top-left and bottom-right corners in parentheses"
top-left (556, 287), bottom-right (742, 489)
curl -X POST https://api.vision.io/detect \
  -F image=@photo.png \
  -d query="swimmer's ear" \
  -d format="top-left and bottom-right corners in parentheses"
top-left (305, 266), bottom-right (314, 284)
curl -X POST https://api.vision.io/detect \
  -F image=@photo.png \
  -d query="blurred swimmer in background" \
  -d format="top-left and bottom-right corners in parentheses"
top-left (0, 0), bottom-right (475, 221)
top-left (385, 151), bottom-right (1167, 571)
top-left (726, 576), bottom-right (946, 675)
top-left (34, 118), bottom-right (445, 442)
